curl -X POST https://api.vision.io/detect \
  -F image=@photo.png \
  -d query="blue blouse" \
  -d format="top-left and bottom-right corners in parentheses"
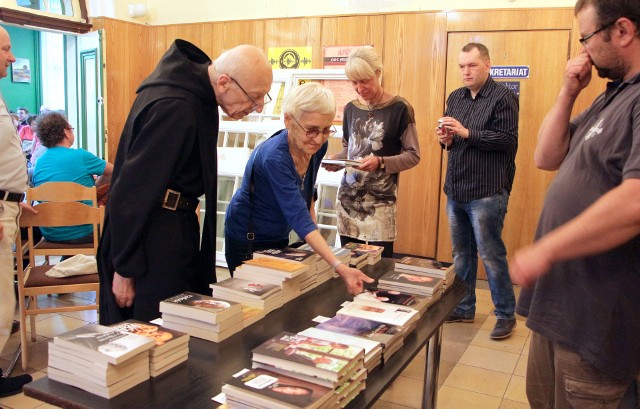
top-left (224, 129), bottom-right (327, 245)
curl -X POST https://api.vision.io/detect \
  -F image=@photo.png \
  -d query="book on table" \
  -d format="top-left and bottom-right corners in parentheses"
top-left (315, 314), bottom-right (403, 351)
top-left (298, 327), bottom-right (382, 373)
top-left (48, 343), bottom-right (149, 386)
top-left (251, 331), bottom-right (363, 384)
top-left (336, 298), bottom-right (420, 328)
top-left (161, 318), bottom-right (240, 343)
top-left (162, 310), bottom-right (243, 333)
top-left (108, 319), bottom-right (189, 357)
top-left (159, 291), bottom-right (242, 324)
top-left (241, 257), bottom-right (310, 278)
top-left (395, 256), bottom-right (456, 287)
top-left (52, 324), bottom-right (155, 366)
top-left (47, 365), bottom-right (150, 399)
top-left (222, 367), bottom-right (337, 409)
top-left (241, 305), bottom-right (266, 328)
top-left (378, 270), bottom-right (444, 296)
top-left (354, 287), bottom-right (432, 315)
top-left (253, 247), bottom-right (317, 266)
top-left (210, 277), bottom-right (281, 300)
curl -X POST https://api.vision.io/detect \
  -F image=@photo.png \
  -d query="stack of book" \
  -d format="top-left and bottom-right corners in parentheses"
top-left (249, 331), bottom-right (366, 406)
top-left (234, 256), bottom-right (311, 303)
top-left (241, 305), bottom-right (267, 328)
top-left (342, 243), bottom-right (384, 265)
top-left (210, 277), bottom-right (283, 315)
top-left (335, 299), bottom-right (420, 335)
top-left (298, 244), bottom-right (351, 281)
top-left (346, 250), bottom-right (368, 270)
top-left (298, 327), bottom-right (382, 373)
top-left (160, 292), bottom-right (243, 342)
top-left (377, 270), bottom-right (444, 297)
top-left (253, 247), bottom-right (319, 295)
top-left (47, 324), bottom-right (155, 398)
top-left (354, 287), bottom-right (434, 316)
top-left (222, 367), bottom-right (337, 409)
top-left (394, 256), bottom-right (455, 290)
top-left (315, 314), bottom-right (404, 362)
top-left (110, 320), bottom-right (190, 377)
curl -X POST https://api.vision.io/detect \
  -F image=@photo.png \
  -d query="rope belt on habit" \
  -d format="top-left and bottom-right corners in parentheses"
top-left (0, 190), bottom-right (25, 203)
top-left (161, 189), bottom-right (198, 212)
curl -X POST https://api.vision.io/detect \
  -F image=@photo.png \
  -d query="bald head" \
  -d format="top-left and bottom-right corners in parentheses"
top-left (210, 45), bottom-right (273, 119)
top-left (0, 26), bottom-right (16, 80)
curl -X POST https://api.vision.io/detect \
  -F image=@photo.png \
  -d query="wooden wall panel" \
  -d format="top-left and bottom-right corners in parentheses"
top-left (321, 15), bottom-right (384, 51)
top-left (210, 21), bottom-right (265, 57)
top-left (446, 8), bottom-right (575, 31)
top-left (263, 18), bottom-right (322, 67)
top-left (384, 13), bottom-right (448, 257)
top-left (93, 18), bottom-right (153, 162)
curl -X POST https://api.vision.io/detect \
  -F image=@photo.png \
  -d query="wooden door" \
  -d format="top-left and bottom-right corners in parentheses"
top-left (435, 30), bottom-right (568, 279)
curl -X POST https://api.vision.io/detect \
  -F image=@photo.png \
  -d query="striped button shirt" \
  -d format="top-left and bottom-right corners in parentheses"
top-left (443, 77), bottom-right (519, 202)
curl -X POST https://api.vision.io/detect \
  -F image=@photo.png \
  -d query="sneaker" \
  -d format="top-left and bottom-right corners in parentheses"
top-left (0, 370), bottom-right (32, 398)
top-left (445, 312), bottom-right (474, 323)
top-left (490, 317), bottom-right (517, 339)
top-left (10, 320), bottom-right (19, 334)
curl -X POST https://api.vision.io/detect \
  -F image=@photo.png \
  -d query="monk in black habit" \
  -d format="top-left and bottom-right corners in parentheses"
top-left (98, 40), bottom-right (273, 324)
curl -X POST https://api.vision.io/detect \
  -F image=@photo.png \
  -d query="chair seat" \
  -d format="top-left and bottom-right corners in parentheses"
top-left (25, 265), bottom-right (99, 288)
top-left (35, 239), bottom-right (94, 250)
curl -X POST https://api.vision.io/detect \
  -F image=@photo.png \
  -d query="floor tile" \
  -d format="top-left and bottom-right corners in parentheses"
top-left (458, 345), bottom-right (519, 374)
top-left (499, 398), bottom-right (530, 409)
top-left (475, 288), bottom-right (493, 302)
top-left (475, 299), bottom-right (495, 315)
top-left (438, 360), bottom-right (456, 386)
top-left (522, 337), bottom-right (531, 356)
top-left (439, 340), bottom-right (468, 363)
top-left (504, 375), bottom-right (528, 403)
top-left (514, 354), bottom-right (528, 377)
top-left (370, 399), bottom-right (414, 409)
top-left (470, 330), bottom-right (528, 355)
top-left (400, 353), bottom-right (425, 380)
top-left (437, 385), bottom-right (501, 409)
top-left (378, 375), bottom-right (424, 408)
top-left (443, 364), bottom-right (511, 397)
top-left (28, 315), bottom-right (87, 339)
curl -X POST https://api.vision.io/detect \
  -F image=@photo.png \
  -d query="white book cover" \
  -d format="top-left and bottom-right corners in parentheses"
top-left (53, 324), bottom-right (155, 365)
top-left (336, 299), bottom-right (419, 327)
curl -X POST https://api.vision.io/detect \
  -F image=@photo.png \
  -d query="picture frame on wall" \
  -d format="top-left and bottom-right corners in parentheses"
top-left (12, 58), bottom-right (31, 83)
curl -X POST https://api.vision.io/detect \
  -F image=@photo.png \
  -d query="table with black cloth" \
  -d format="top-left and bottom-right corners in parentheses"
top-left (24, 258), bottom-right (465, 409)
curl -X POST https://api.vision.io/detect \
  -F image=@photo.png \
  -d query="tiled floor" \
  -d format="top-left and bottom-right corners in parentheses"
top-left (0, 273), bottom-right (530, 409)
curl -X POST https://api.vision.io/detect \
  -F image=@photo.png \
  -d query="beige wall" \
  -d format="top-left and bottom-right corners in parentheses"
top-left (105, 0), bottom-right (578, 25)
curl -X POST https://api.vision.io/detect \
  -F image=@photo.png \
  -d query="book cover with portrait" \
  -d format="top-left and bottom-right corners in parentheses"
top-left (159, 291), bottom-right (242, 324)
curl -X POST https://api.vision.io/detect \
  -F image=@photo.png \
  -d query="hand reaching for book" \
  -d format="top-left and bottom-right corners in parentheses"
top-left (336, 264), bottom-right (375, 295)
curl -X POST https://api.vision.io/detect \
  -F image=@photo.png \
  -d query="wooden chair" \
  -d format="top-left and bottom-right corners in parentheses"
top-left (15, 200), bottom-right (102, 370)
top-left (26, 182), bottom-right (99, 263)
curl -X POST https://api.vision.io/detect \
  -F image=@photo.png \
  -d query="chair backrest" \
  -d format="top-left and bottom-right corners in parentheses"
top-left (27, 182), bottom-right (97, 206)
top-left (19, 201), bottom-right (103, 259)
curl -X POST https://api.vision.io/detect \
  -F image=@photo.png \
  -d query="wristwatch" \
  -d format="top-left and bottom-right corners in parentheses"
top-left (378, 156), bottom-right (385, 169)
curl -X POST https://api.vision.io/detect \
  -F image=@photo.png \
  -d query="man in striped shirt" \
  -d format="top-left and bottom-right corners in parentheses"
top-left (437, 42), bottom-right (519, 340)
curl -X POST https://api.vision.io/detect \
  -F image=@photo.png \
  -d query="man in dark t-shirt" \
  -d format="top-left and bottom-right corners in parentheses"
top-left (510, 1), bottom-right (640, 408)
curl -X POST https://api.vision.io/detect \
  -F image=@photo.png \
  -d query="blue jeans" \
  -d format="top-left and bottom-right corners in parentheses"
top-left (446, 190), bottom-right (515, 319)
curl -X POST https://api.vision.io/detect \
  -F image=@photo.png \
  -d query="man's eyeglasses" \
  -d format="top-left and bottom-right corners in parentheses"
top-left (291, 115), bottom-right (337, 139)
top-left (579, 21), bottom-right (615, 46)
top-left (228, 76), bottom-right (272, 110)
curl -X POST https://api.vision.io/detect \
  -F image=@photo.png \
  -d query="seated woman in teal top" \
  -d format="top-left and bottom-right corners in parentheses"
top-left (32, 112), bottom-right (113, 243)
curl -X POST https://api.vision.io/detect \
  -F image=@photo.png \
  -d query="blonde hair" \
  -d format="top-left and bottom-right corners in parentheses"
top-left (282, 82), bottom-right (336, 118)
top-left (345, 46), bottom-right (383, 82)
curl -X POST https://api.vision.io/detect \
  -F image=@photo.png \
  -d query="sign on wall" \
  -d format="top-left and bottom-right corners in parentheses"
top-left (491, 66), bottom-right (530, 79)
top-left (268, 47), bottom-right (312, 69)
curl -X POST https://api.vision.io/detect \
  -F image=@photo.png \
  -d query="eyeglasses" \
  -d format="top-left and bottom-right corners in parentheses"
top-left (228, 75), bottom-right (272, 111)
top-left (291, 115), bottom-right (337, 139)
top-left (579, 21), bottom-right (615, 46)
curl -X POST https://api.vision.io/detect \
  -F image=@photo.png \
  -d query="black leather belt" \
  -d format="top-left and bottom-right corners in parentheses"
top-left (162, 189), bottom-right (198, 212)
top-left (0, 190), bottom-right (25, 203)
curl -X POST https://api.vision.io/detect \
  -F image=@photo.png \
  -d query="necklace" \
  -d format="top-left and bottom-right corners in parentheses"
top-left (367, 89), bottom-right (384, 119)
